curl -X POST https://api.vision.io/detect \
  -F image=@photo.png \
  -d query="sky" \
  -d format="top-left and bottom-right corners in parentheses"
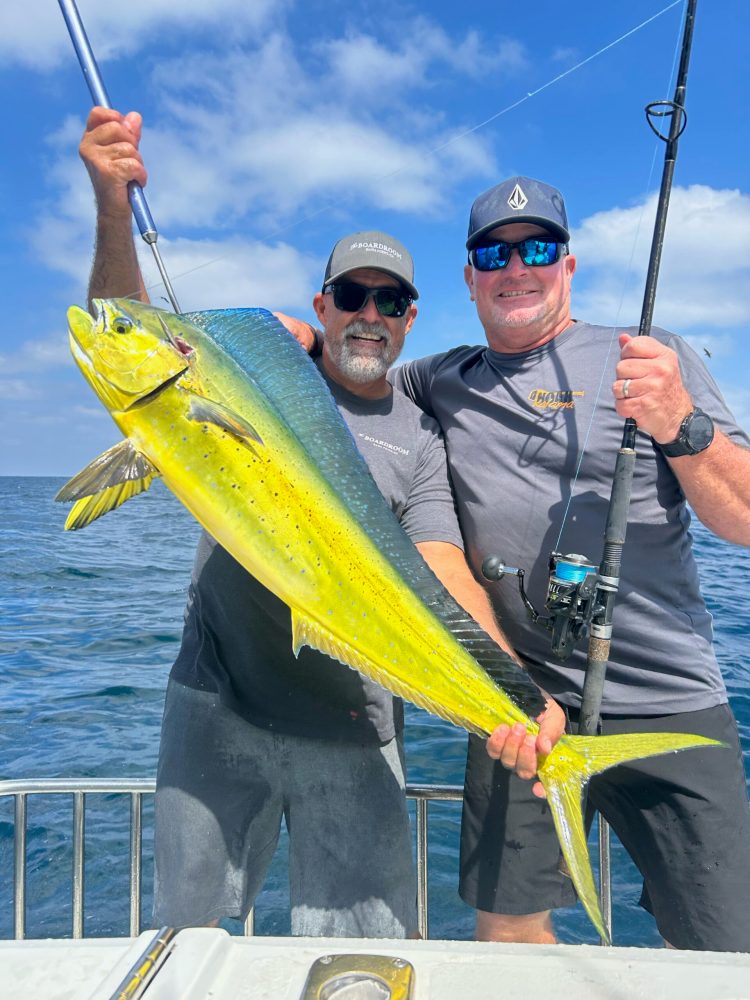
top-left (1, 0), bottom-right (748, 475)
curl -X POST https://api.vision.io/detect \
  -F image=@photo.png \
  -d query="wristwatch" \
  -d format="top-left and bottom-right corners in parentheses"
top-left (657, 407), bottom-right (715, 457)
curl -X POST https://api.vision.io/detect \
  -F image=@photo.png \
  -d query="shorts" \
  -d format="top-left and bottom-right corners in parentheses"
top-left (459, 703), bottom-right (750, 950)
top-left (153, 680), bottom-right (417, 936)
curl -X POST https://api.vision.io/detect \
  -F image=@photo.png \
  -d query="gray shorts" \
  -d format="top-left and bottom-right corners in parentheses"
top-left (459, 704), bottom-right (750, 951)
top-left (153, 680), bottom-right (417, 936)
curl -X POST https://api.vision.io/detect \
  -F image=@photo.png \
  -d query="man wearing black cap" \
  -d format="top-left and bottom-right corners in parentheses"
top-left (391, 176), bottom-right (750, 950)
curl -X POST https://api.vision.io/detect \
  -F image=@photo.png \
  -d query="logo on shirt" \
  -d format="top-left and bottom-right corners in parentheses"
top-left (358, 432), bottom-right (410, 456)
top-left (528, 388), bottom-right (585, 410)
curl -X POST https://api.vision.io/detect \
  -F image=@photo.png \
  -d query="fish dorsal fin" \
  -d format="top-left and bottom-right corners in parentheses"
top-left (290, 609), bottom-right (486, 735)
top-left (55, 439), bottom-right (160, 530)
top-left (184, 308), bottom-right (546, 718)
top-left (187, 394), bottom-right (264, 446)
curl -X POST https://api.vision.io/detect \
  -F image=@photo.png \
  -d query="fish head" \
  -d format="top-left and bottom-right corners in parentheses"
top-left (67, 299), bottom-right (196, 412)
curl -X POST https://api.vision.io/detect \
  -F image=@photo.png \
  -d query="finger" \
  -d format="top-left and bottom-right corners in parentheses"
top-left (512, 734), bottom-right (540, 781)
top-left (499, 723), bottom-right (527, 770)
top-left (486, 724), bottom-right (510, 759)
top-left (123, 111), bottom-right (143, 141)
top-left (85, 106), bottom-right (127, 132)
top-left (532, 780), bottom-right (547, 799)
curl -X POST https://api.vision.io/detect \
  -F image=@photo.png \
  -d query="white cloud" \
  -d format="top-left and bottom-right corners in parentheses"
top-left (571, 185), bottom-right (750, 331)
top-left (320, 23), bottom-right (527, 96)
top-left (139, 236), bottom-right (321, 313)
top-left (31, 29), bottom-right (497, 265)
top-left (0, 0), bottom-right (285, 70)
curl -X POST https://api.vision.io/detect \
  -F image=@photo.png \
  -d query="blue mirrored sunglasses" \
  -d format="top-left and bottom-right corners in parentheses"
top-left (470, 238), bottom-right (567, 270)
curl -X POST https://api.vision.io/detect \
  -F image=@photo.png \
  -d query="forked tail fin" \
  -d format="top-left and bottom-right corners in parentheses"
top-left (537, 731), bottom-right (724, 943)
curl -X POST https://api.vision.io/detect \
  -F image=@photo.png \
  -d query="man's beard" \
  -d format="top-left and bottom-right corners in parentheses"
top-left (327, 319), bottom-right (400, 383)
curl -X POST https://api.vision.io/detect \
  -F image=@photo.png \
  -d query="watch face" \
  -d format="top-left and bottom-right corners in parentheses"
top-left (686, 411), bottom-right (714, 452)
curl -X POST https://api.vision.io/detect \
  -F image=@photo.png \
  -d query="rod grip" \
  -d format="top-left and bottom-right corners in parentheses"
top-left (58, 0), bottom-right (157, 241)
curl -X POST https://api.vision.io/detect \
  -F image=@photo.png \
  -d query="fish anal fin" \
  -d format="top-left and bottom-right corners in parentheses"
top-left (187, 396), bottom-right (263, 448)
top-left (290, 609), bottom-right (486, 737)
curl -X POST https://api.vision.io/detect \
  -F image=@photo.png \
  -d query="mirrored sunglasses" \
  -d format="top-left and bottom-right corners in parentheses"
top-left (324, 281), bottom-right (411, 318)
top-left (470, 238), bottom-right (566, 270)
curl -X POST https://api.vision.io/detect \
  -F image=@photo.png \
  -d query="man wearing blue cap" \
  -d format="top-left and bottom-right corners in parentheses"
top-left (390, 176), bottom-right (750, 950)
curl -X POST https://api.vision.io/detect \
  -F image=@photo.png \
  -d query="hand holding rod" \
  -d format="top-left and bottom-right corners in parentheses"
top-left (58, 0), bottom-right (181, 312)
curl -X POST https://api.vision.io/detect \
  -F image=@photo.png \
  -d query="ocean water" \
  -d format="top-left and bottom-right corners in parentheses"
top-left (1, 476), bottom-right (749, 946)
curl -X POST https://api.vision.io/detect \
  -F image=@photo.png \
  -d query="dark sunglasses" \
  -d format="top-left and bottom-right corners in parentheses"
top-left (324, 281), bottom-right (411, 318)
top-left (469, 238), bottom-right (567, 271)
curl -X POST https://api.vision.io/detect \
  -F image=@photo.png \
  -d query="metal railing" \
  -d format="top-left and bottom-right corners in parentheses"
top-left (1, 777), bottom-right (611, 943)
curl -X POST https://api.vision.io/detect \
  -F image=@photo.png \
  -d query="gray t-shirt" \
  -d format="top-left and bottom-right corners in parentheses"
top-left (392, 321), bottom-right (749, 716)
top-left (170, 361), bottom-right (464, 743)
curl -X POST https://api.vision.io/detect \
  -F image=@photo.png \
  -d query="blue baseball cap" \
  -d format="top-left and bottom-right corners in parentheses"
top-left (466, 176), bottom-right (570, 249)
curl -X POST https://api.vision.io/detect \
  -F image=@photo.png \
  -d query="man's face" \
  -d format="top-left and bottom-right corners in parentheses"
top-left (464, 222), bottom-right (576, 353)
top-left (314, 268), bottom-right (417, 395)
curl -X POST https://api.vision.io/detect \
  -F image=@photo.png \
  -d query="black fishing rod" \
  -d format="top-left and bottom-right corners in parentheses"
top-left (57, 0), bottom-right (181, 313)
top-left (483, 0), bottom-right (699, 728)
top-left (577, 0), bottom-right (697, 735)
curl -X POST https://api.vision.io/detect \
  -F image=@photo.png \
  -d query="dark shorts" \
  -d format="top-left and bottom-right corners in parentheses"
top-left (459, 703), bottom-right (750, 951)
top-left (154, 680), bottom-right (417, 936)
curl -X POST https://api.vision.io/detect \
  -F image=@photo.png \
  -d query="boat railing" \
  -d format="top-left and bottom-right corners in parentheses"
top-left (1, 777), bottom-right (611, 942)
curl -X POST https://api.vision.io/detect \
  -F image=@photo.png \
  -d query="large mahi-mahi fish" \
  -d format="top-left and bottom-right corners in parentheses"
top-left (57, 299), bottom-right (720, 941)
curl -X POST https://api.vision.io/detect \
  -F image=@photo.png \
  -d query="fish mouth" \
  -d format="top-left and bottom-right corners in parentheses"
top-left (156, 313), bottom-right (195, 358)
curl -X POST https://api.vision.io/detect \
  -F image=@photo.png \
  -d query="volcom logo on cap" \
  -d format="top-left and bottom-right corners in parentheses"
top-left (507, 183), bottom-right (528, 211)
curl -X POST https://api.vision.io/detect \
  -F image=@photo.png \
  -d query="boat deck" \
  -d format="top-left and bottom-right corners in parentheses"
top-left (3, 928), bottom-right (750, 1000)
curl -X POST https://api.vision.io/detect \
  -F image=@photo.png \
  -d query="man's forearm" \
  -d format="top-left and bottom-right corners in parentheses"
top-left (668, 431), bottom-right (750, 547)
top-left (87, 211), bottom-right (148, 314)
top-left (415, 541), bottom-right (518, 659)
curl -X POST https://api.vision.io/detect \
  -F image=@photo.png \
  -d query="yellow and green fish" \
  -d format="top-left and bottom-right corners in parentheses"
top-left (57, 299), bottom-right (720, 941)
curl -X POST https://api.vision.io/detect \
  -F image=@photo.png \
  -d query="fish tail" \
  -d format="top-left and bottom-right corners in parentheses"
top-left (537, 730), bottom-right (724, 942)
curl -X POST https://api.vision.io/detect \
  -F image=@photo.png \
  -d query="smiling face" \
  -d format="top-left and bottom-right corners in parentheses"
top-left (314, 267), bottom-right (417, 398)
top-left (464, 222), bottom-right (576, 354)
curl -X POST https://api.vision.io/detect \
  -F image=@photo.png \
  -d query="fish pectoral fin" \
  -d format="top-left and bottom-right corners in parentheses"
top-left (187, 396), bottom-right (263, 447)
top-left (55, 439), bottom-right (160, 531)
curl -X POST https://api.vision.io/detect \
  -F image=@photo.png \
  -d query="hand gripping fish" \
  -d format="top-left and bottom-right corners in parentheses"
top-left (57, 299), bottom-right (721, 941)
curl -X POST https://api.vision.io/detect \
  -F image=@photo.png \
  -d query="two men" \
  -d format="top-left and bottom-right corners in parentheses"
top-left (391, 176), bottom-right (750, 950)
top-left (78, 108), bottom-right (561, 935)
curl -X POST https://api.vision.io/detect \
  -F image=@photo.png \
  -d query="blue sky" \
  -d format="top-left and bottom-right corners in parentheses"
top-left (1, 0), bottom-right (748, 475)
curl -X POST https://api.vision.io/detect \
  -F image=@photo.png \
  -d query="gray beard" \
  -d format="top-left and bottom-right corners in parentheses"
top-left (327, 319), bottom-right (399, 383)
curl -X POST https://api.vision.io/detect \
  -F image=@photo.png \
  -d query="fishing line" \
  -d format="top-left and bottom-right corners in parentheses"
top-left (131, 1), bottom-right (685, 303)
top-left (552, 0), bottom-right (688, 554)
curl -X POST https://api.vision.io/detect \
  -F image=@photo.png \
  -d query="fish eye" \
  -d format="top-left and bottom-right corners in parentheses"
top-left (112, 316), bottom-right (133, 334)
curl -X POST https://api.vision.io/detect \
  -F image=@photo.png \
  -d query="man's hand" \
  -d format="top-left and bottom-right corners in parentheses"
top-left (486, 697), bottom-right (566, 798)
top-left (613, 334), bottom-right (693, 443)
top-left (79, 107), bottom-right (147, 218)
top-left (273, 311), bottom-right (319, 354)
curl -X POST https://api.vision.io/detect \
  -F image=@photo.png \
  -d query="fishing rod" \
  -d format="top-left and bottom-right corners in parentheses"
top-left (57, 0), bottom-right (181, 313)
top-left (483, 0), bottom-right (699, 732)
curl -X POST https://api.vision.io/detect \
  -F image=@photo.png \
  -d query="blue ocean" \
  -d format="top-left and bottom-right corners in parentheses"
top-left (2, 476), bottom-right (749, 946)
